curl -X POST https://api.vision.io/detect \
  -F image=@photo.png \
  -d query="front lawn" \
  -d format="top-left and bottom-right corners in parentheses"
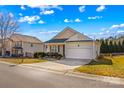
top-left (0, 58), bottom-right (47, 64)
top-left (75, 55), bottom-right (124, 78)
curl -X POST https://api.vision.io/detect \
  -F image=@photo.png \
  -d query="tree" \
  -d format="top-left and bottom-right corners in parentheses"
top-left (100, 39), bottom-right (105, 53)
top-left (122, 40), bottom-right (124, 53)
top-left (113, 41), bottom-right (118, 53)
top-left (104, 39), bottom-right (109, 53)
top-left (109, 40), bottom-right (114, 53)
top-left (0, 12), bottom-right (19, 56)
top-left (100, 39), bottom-right (109, 53)
top-left (118, 41), bottom-right (123, 53)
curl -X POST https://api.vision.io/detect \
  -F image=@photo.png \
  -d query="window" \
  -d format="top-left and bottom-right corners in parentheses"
top-left (15, 42), bottom-right (22, 47)
top-left (46, 45), bottom-right (47, 49)
top-left (31, 43), bottom-right (33, 47)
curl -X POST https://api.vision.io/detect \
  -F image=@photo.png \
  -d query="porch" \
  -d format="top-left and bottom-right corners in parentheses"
top-left (12, 47), bottom-right (23, 57)
top-left (45, 43), bottom-right (65, 56)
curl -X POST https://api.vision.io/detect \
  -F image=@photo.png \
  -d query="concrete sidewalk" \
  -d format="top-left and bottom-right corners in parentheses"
top-left (22, 61), bottom-right (80, 72)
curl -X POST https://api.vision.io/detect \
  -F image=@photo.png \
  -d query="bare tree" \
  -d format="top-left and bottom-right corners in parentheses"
top-left (0, 12), bottom-right (19, 56)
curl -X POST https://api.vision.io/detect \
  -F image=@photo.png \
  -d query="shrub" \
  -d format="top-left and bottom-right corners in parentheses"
top-left (34, 52), bottom-right (46, 58)
top-left (87, 58), bottom-right (113, 65)
top-left (34, 52), bottom-right (63, 60)
top-left (39, 52), bottom-right (46, 58)
top-left (54, 52), bottom-right (59, 58)
top-left (56, 54), bottom-right (63, 60)
top-left (34, 52), bottom-right (38, 58)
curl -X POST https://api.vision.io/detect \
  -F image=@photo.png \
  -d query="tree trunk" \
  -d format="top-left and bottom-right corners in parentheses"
top-left (1, 39), bottom-right (6, 57)
top-left (1, 47), bottom-right (5, 57)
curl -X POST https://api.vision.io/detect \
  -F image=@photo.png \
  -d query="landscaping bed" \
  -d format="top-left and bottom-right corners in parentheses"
top-left (0, 58), bottom-right (47, 64)
top-left (75, 55), bottom-right (124, 78)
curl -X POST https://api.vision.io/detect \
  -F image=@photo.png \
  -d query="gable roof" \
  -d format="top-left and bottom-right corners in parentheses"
top-left (53, 27), bottom-right (79, 39)
top-left (66, 33), bottom-right (93, 42)
top-left (10, 34), bottom-right (43, 44)
top-left (45, 27), bottom-right (93, 43)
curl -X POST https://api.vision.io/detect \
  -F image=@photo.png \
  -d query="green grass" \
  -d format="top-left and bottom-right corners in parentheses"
top-left (0, 58), bottom-right (47, 64)
top-left (75, 55), bottom-right (124, 78)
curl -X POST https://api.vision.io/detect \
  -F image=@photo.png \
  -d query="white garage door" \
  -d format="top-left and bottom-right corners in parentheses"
top-left (66, 48), bottom-right (93, 59)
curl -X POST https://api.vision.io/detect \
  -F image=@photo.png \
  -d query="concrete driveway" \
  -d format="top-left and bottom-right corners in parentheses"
top-left (56, 58), bottom-right (91, 66)
top-left (23, 61), bottom-right (79, 72)
top-left (23, 59), bottom-right (91, 72)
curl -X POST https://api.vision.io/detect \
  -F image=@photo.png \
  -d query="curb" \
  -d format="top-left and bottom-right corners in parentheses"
top-left (66, 71), bottom-right (124, 85)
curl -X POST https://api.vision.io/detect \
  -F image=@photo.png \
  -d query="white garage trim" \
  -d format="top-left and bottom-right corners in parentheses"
top-left (65, 42), bottom-right (97, 59)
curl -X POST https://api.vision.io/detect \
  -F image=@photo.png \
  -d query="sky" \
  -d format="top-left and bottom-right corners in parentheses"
top-left (0, 5), bottom-right (124, 41)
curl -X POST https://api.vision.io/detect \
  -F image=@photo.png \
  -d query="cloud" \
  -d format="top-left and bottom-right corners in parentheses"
top-left (50, 5), bottom-right (63, 11)
top-left (64, 18), bottom-right (82, 23)
top-left (8, 12), bottom-right (14, 17)
top-left (106, 30), bottom-right (110, 33)
top-left (38, 20), bottom-right (45, 24)
top-left (28, 5), bottom-right (63, 11)
top-left (27, 5), bottom-right (62, 16)
top-left (89, 23), bottom-right (124, 39)
top-left (40, 10), bottom-right (54, 15)
top-left (110, 23), bottom-right (124, 30)
top-left (64, 19), bottom-right (73, 23)
top-left (64, 19), bottom-right (70, 23)
top-left (19, 13), bottom-right (23, 16)
top-left (75, 18), bottom-right (81, 22)
top-left (18, 15), bottom-right (40, 24)
top-left (40, 30), bottom-right (59, 35)
top-left (88, 16), bottom-right (102, 20)
top-left (20, 5), bottom-right (26, 10)
top-left (96, 5), bottom-right (105, 12)
top-left (96, 23), bottom-right (124, 38)
top-left (101, 28), bottom-right (107, 31)
top-left (117, 30), bottom-right (124, 33)
top-left (79, 6), bottom-right (85, 13)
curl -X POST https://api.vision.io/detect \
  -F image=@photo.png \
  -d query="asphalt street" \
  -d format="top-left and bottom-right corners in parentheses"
top-left (0, 62), bottom-right (124, 88)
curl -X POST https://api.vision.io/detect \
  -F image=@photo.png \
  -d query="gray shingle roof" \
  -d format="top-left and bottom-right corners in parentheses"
top-left (66, 40), bottom-right (94, 42)
top-left (45, 38), bottom-right (68, 43)
top-left (10, 34), bottom-right (43, 43)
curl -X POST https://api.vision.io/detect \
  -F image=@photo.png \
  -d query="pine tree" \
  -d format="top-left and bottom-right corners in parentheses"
top-left (104, 39), bottom-right (109, 53)
top-left (118, 41), bottom-right (122, 53)
top-left (109, 40), bottom-right (114, 53)
top-left (100, 39), bottom-right (105, 53)
top-left (122, 40), bottom-right (124, 53)
top-left (113, 41), bottom-right (118, 53)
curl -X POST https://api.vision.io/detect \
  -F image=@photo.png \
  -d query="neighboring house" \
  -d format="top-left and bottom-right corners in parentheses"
top-left (45, 27), bottom-right (100, 59)
top-left (0, 34), bottom-right (43, 57)
top-left (0, 40), bottom-right (2, 56)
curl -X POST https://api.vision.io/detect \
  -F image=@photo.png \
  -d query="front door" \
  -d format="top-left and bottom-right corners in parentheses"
top-left (63, 45), bottom-right (65, 57)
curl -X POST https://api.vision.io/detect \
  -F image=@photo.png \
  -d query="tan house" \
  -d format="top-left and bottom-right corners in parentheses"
top-left (45, 27), bottom-right (100, 59)
top-left (0, 34), bottom-right (43, 57)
